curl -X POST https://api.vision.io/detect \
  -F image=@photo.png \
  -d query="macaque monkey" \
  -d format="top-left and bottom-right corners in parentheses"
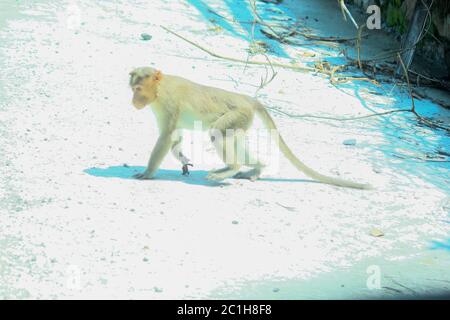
top-left (129, 67), bottom-right (371, 189)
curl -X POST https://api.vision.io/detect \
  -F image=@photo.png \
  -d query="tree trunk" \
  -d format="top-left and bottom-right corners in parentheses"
top-left (396, 0), bottom-right (433, 77)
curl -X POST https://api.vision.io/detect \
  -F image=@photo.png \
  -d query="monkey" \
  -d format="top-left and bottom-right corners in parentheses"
top-left (129, 67), bottom-right (372, 189)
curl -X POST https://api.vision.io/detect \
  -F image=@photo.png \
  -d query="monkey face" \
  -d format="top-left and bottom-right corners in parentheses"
top-left (129, 68), bottom-right (160, 109)
top-left (131, 84), bottom-right (150, 109)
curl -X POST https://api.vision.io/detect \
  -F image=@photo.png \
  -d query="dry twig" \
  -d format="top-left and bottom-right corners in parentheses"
top-left (160, 25), bottom-right (315, 73)
top-left (338, 0), bottom-right (359, 29)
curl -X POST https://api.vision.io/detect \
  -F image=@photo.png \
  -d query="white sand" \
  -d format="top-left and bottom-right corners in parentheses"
top-left (0, 0), bottom-right (449, 299)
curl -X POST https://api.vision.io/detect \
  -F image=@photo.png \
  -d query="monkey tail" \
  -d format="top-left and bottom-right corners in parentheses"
top-left (255, 103), bottom-right (372, 190)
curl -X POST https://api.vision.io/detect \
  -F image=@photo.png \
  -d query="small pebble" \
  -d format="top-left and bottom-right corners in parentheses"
top-left (141, 33), bottom-right (152, 41)
top-left (370, 228), bottom-right (384, 237)
top-left (343, 139), bottom-right (357, 146)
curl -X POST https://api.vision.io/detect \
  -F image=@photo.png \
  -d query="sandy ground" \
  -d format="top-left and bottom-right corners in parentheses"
top-left (0, 0), bottom-right (449, 299)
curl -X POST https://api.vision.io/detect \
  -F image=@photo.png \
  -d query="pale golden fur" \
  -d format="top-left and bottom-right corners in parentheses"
top-left (129, 67), bottom-right (371, 189)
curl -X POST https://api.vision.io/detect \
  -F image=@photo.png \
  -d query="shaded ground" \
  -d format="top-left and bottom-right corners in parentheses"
top-left (0, 0), bottom-right (449, 299)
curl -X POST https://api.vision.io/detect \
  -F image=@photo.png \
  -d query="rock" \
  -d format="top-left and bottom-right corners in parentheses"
top-left (343, 139), bottom-right (357, 146)
top-left (370, 228), bottom-right (384, 237)
top-left (140, 33), bottom-right (152, 41)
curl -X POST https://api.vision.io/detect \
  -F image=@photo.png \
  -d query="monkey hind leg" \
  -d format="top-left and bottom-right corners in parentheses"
top-left (206, 112), bottom-right (251, 181)
top-left (206, 131), bottom-right (241, 180)
top-left (233, 167), bottom-right (262, 181)
top-left (233, 152), bottom-right (265, 181)
top-left (232, 130), bottom-right (265, 181)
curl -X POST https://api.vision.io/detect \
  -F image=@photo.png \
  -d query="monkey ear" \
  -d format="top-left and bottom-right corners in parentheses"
top-left (153, 70), bottom-right (162, 82)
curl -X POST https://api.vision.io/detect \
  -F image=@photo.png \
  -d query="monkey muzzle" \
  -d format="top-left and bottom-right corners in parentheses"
top-left (132, 95), bottom-right (147, 109)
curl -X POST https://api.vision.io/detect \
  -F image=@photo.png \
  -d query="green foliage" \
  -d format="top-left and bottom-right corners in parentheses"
top-left (386, 0), bottom-right (407, 33)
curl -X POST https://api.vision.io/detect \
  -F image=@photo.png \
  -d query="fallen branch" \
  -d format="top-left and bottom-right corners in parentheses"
top-left (266, 106), bottom-right (411, 121)
top-left (160, 25), bottom-right (315, 73)
top-left (344, 54), bottom-right (450, 90)
top-left (339, 0), bottom-right (359, 29)
top-left (256, 54), bottom-right (278, 93)
top-left (161, 25), bottom-right (378, 87)
top-left (249, 0), bottom-right (286, 42)
top-left (330, 65), bottom-right (344, 84)
top-left (397, 53), bottom-right (415, 112)
top-left (296, 31), bottom-right (369, 43)
top-left (160, 26), bottom-right (449, 132)
top-left (315, 60), bottom-right (379, 85)
top-left (356, 25), bottom-right (365, 70)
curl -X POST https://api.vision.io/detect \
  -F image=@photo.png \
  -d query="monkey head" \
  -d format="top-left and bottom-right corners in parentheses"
top-left (129, 67), bottom-right (162, 109)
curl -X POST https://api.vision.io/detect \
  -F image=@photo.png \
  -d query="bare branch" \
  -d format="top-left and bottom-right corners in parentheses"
top-left (339, 0), bottom-right (359, 29)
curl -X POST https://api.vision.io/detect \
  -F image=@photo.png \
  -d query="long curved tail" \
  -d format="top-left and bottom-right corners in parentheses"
top-left (256, 103), bottom-right (372, 190)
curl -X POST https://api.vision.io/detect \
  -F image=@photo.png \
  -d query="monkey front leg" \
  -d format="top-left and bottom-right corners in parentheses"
top-left (170, 135), bottom-right (193, 175)
top-left (134, 133), bottom-right (173, 180)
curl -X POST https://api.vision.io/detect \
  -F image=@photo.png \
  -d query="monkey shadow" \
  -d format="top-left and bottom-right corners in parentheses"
top-left (258, 177), bottom-right (319, 185)
top-left (84, 165), bottom-right (318, 187)
top-left (84, 165), bottom-right (228, 187)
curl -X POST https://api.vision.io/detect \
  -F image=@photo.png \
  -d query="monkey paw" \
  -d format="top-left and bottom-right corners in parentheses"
top-left (182, 163), bottom-right (193, 176)
top-left (233, 169), bottom-right (261, 182)
top-left (206, 169), bottom-right (240, 181)
top-left (133, 171), bottom-right (154, 180)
